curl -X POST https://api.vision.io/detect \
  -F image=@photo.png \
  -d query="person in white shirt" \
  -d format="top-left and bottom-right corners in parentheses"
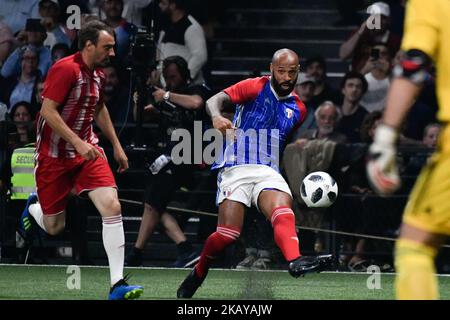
top-left (156, 0), bottom-right (207, 85)
top-left (360, 43), bottom-right (392, 112)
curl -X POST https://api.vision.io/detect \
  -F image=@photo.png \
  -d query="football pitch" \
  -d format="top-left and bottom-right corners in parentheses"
top-left (1, 264), bottom-right (450, 300)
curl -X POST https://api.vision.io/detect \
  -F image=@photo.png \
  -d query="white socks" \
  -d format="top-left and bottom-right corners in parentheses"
top-left (29, 203), bottom-right (47, 232)
top-left (102, 215), bottom-right (125, 286)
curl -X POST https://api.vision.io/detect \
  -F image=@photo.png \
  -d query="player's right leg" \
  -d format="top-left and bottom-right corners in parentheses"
top-left (177, 199), bottom-right (245, 298)
top-left (394, 223), bottom-right (446, 300)
top-left (395, 138), bottom-right (450, 299)
top-left (88, 187), bottom-right (143, 300)
top-left (253, 164), bottom-right (334, 278)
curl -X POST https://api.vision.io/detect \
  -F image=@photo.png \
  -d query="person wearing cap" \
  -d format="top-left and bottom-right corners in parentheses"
top-left (292, 73), bottom-right (317, 139)
top-left (1, 19), bottom-right (52, 78)
top-left (339, 1), bottom-right (401, 73)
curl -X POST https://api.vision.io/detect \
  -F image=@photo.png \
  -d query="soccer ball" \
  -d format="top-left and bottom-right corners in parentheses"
top-left (300, 171), bottom-right (338, 208)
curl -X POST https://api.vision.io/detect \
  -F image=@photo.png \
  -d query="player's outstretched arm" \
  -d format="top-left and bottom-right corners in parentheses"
top-left (40, 98), bottom-right (103, 160)
top-left (94, 103), bottom-right (128, 173)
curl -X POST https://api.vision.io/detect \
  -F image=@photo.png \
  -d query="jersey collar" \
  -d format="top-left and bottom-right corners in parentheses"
top-left (269, 77), bottom-right (293, 101)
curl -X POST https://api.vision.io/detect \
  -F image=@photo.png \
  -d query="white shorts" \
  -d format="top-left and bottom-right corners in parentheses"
top-left (216, 164), bottom-right (292, 208)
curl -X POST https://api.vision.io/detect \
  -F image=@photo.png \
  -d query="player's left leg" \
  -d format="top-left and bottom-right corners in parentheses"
top-left (257, 190), bottom-right (299, 261)
top-left (88, 187), bottom-right (143, 300)
top-left (177, 199), bottom-right (245, 298)
top-left (395, 223), bottom-right (446, 300)
top-left (257, 190), bottom-right (333, 277)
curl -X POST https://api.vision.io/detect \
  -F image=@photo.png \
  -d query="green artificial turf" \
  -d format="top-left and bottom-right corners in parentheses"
top-left (0, 265), bottom-right (449, 300)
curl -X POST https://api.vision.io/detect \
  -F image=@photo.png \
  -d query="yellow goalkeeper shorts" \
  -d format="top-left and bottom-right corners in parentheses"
top-left (403, 124), bottom-right (450, 235)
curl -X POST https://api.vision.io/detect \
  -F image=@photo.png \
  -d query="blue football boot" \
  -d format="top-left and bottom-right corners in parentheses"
top-left (109, 276), bottom-right (144, 300)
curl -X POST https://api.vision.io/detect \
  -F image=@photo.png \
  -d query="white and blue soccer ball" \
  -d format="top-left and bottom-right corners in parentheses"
top-left (300, 171), bottom-right (338, 208)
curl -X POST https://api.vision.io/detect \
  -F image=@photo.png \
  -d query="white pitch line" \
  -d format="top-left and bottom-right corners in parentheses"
top-left (2, 264), bottom-right (450, 277)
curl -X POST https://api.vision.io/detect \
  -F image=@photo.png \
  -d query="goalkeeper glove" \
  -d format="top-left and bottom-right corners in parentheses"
top-left (366, 124), bottom-right (401, 195)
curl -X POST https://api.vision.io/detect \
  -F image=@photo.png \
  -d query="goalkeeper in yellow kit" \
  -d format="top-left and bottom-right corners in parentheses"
top-left (367, 0), bottom-right (450, 300)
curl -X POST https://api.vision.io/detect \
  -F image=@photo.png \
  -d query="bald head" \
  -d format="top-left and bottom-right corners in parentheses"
top-left (272, 48), bottom-right (299, 66)
top-left (270, 48), bottom-right (300, 97)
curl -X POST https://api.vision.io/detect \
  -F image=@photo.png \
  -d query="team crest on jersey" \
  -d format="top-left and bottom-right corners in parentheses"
top-left (285, 108), bottom-right (294, 119)
top-left (223, 187), bottom-right (232, 197)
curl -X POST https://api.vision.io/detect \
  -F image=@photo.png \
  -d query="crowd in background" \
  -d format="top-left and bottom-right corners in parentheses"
top-left (0, 0), bottom-right (442, 271)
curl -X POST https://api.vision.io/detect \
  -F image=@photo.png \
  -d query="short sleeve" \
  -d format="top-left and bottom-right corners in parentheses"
top-left (42, 62), bottom-right (77, 105)
top-left (223, 76), bottom-right (269, 104)
top-left (294, 95), bottom-right (308, 128)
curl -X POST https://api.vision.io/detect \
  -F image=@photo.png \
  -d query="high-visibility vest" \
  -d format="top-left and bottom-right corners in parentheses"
top-left (10, 147), bottom-right (36, 200)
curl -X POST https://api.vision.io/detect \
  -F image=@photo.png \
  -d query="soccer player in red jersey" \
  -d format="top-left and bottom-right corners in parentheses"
top-left (19, 20), bottom-right (143, 300)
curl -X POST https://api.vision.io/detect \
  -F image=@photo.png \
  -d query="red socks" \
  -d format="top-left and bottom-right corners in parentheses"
top-left (271, 206), bottom-right (301, 262)
top-left (195, 225), bottom-right (240, 277)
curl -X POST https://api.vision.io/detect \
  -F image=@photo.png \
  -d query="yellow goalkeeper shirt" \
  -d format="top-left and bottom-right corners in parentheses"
top-left (402, 0), bottom-right (450, 121)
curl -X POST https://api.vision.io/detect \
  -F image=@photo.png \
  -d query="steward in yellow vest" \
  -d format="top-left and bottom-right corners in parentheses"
top-left (10, 144), bottom-right (36, 200)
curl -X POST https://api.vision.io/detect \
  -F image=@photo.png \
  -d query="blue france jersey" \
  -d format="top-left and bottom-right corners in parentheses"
top-left (212, 76), bottom-right (307, 172)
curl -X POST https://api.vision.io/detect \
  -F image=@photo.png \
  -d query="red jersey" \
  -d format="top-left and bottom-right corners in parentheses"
top-left (37, 52), bottom-right (105, 158)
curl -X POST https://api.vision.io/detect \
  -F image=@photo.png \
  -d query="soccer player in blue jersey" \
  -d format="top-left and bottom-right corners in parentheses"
top-left (177, 48), bottom-right (333, 298)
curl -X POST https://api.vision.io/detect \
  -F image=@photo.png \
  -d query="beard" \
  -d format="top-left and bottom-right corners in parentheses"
top-left (319, 125), bottom-right (334, 136)
top-left (271, 73), bottom-right (298, 97)
top-left (96, 56), bottom-right (111, 68)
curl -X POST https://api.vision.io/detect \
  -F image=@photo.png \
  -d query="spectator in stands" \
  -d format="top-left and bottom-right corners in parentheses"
top-left (0, 22), bottom-right (15, 65)
top-left (0, 46), bottom-right (42, 111)
top-left (337, 110), bottom-right (379, 271)
top-left (304, 55), bottom-right (340, 107)
top-left (39, 0), bottom-right (72, 49)
top-left (360, 43), bottom-right (392, 112)
top-left (1, 19), bottom-right (52, 78)
top-left (126, 56), bottom-right (210, 268)
top-left (32, 79), bottom-right (45, 113)
top-left (292, 73), bottom-right (317, 139)
top-left (295, 101), bottom-right (347, 145)
top-left (339, 1), bottom-right (401, 73)
top-left (0, 0), bottom-right (40, 34)
top-left (157, 0), bottom-right (208, 85)
top-left (102, 0), bottom-right (136, 61)
top-left (422, 123), bottom-right (441, 149)
top-left (93, 0), bottom-right (153, 26)
top-left (103, 63), bottom-right (131, 125)
top-left (403, 123), bottom-right (442, 176)
top-left (336, 71), bottom-right (369, 143)
top-left (7, 101), bottom-right (35, 147)
top-left (51, 43), bottom-right (70, 64)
